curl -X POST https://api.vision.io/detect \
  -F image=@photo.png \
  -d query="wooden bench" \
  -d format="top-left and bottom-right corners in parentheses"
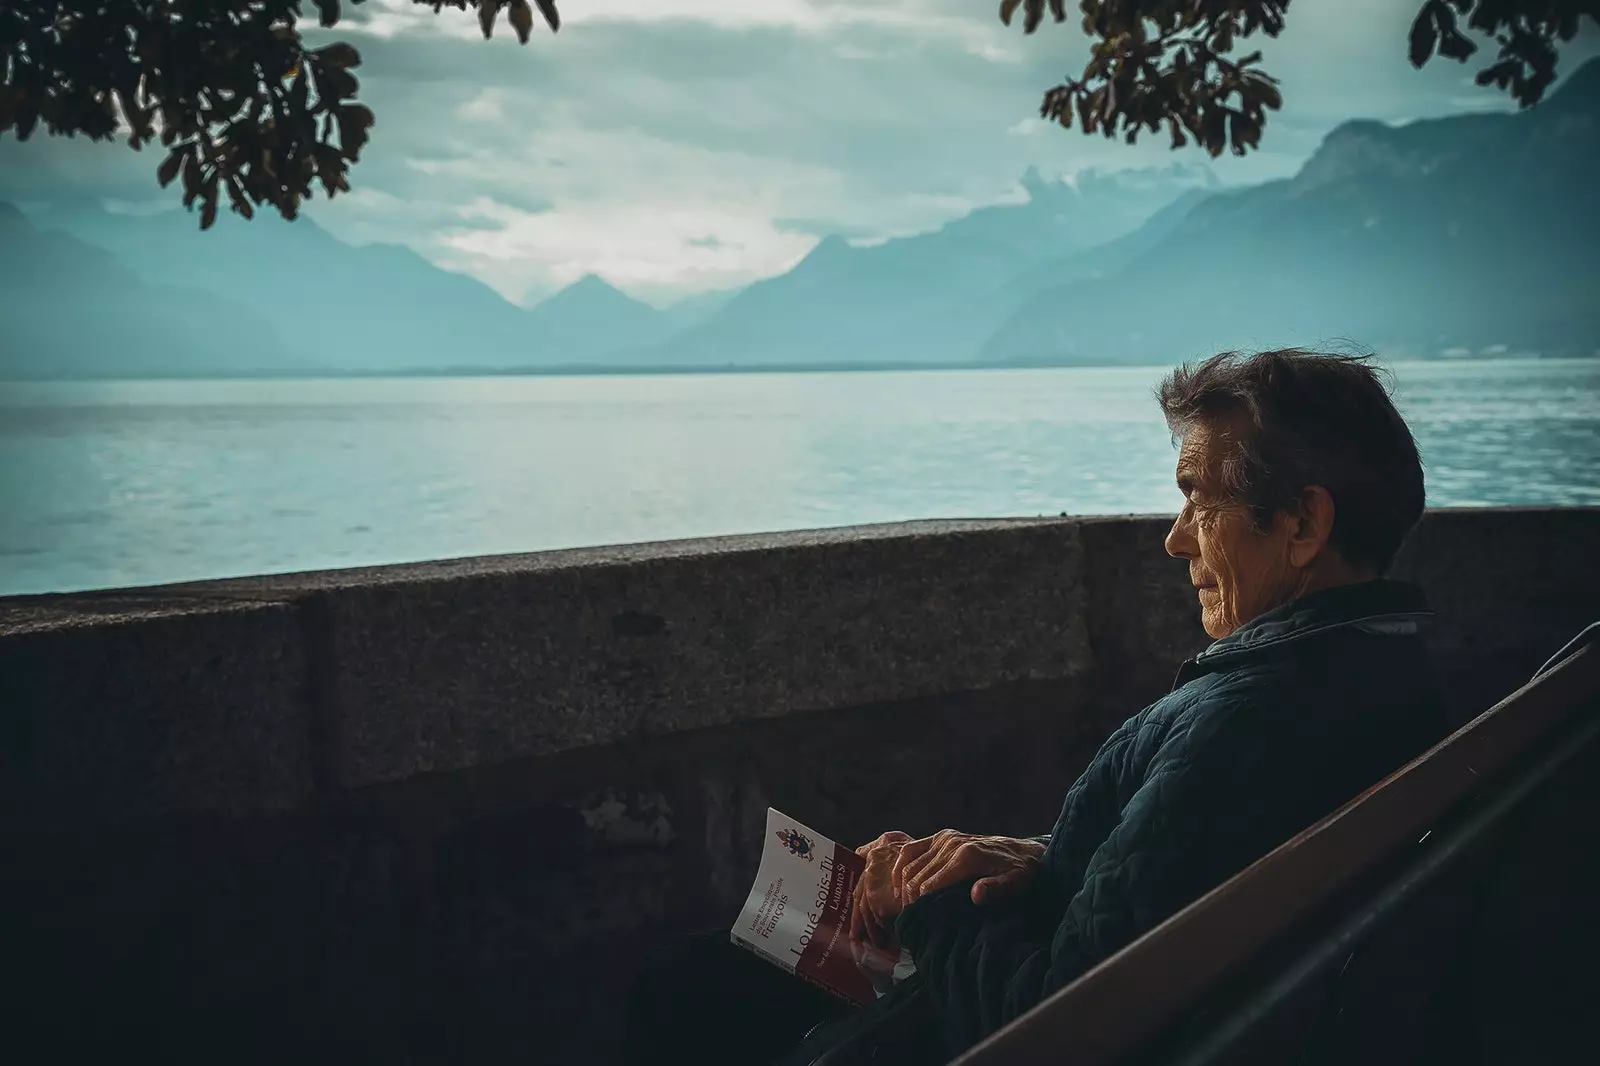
top-left (952, 623), bottom-right (1600, 1066)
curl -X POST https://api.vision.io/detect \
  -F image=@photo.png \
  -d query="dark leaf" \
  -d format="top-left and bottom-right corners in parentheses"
top-left (227, 176), bottom-right (254, 220)
top-left (15, 102), bottom-right (39, 141)
top-left (319, 66), bottom-right (360, 102)
top-left (534, 0), bottom-right (561, 32)
top-left (336, 104), bottom-right (375, 157)
top-left (182, 153), bottom-right (202, 204)
top-left (1438, 28), bottom-right (1477, 62)
top-left (509, 0), bottom-right (534, 43)
top-left (479, 0), bottom-right (498, 39)
top-left (1202, 106), bottom-right (1226, 156)
top-left (1000, 0), bottom-right (1024, 26)
top-left (315, 43), bottom-right (362, 70)
top-left (1024, 0), bottom-right (1045, 34)
top-left (1408, 3), bottom-right (1441, 68)
top-left (157, 150), bottom-right (183, 187)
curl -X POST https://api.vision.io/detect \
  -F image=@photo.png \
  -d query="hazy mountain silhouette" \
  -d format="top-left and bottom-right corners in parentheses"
top-left (20, 204), bottom-right (548, 373)
top-left (0, 203), bottom-right (294, 379)
top-left (630, 164), bottom-right (1222, 366)
top-left (1005, 186), bottom-right (1211, 295)
top-left (524, 274), bottom-right (671, 360)
top-left (659, 285), bottom-right (744, 330)
top-left (982, 57), bottom-right (1600, 365)
top-left (8, 203), bottom-right (740, 375)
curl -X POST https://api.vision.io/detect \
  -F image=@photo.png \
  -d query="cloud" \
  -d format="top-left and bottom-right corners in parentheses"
top-left (4, 0), bottom-right (1592, 304)
top-left (349, 0), bottom-right (1006, 48)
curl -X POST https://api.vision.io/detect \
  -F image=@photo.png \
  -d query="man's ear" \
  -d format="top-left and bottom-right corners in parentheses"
top-left (1287, 485), bottom-right (1336, 568)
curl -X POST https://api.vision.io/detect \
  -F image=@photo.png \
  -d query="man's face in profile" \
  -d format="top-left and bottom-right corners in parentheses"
top-left (1166, 421), bottom-right (1297, 639)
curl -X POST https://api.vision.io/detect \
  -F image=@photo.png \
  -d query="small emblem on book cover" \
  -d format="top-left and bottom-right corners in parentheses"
top-left (775, 828), bottom-right (816, 861)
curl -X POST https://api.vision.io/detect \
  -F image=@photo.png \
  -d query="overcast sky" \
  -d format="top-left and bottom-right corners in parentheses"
top-left (3, 0), bottom-right (1595, 306)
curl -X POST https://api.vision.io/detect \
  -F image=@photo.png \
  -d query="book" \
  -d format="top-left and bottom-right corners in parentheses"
top-left (730, 807), bottom-right (916, 1006)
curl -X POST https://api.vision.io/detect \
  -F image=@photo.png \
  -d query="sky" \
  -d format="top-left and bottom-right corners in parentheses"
top-left (3, 0), bottom-right (1595, 307)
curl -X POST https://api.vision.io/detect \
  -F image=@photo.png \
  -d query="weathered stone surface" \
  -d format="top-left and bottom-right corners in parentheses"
top-left (1392, 507), bottom-right (1600, 721)
top-left (0, 593), bottom-right (313, 826)
top-left (1076, 515), bottom-right (1210, 730)
top-left (196, 519), bottom-right (1093, 788)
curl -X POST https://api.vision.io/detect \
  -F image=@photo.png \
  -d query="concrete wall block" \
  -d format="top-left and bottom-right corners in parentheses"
top-left (1393, 507), bottom-right (1600, 716)
top-left (0, 596), bottom-right (313, 826)
top-left (1075, 516), bottom-right (1211, 732)
top-left (1394, 508), bottom-right (1600, 656)
top-left (304, 520), bottom-right (1093, 787)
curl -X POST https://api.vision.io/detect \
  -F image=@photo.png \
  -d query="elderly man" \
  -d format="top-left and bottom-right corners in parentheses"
top-left (624, 349), bottom-right (1447, 1066)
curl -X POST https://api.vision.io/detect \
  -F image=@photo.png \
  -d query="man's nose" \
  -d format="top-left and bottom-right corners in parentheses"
top-left (1165, 513), bottom-right (1197, 560)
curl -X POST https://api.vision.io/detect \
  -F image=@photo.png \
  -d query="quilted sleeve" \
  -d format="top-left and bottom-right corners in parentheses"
top-left (899, 699), bottom-right (1279, 1053)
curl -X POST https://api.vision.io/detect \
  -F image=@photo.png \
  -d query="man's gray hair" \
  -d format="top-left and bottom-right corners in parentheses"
top-left (1157, 349), bottom-right (1426, 573)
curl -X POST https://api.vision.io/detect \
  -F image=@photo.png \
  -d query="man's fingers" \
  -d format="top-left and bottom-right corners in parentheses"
top-left (857, 830), bottom-right (910, 857)
top-left (909, 847), bottom-right (980, 900)
top-left (904, 840), bottom-right (972, 901)
top-left (891, 836), bottom-right (936, 897)
top-left (897, 836), bottom-right (954, 894)
top-left (896, 835), bottom-right (936, 868)
top-left (906, 836), bottom-right (966, 890)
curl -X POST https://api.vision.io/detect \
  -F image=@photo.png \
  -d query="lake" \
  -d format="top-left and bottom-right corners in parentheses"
top-left (2, 360), bottom-right (1598, 597)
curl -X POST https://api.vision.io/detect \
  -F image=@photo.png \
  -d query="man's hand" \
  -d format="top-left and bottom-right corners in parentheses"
top-left (894, 831), bottom-right (1046, 907)
top-left (850, 831), bottom-right (911, 948)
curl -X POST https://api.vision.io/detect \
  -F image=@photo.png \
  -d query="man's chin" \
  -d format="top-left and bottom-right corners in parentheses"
top-left (1200, 608), bottom-right (1232, 640)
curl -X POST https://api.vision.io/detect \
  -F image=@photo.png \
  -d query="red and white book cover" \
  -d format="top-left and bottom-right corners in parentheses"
top-left (730, 807), bottom-right (914, 1006)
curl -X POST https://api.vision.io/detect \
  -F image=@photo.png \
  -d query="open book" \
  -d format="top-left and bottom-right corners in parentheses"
top-left (731, 807), bottom-right (916, 1005)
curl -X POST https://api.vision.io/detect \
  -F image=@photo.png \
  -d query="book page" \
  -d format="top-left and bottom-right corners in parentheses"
top-left (730, 807), bottom-right (911, 1006)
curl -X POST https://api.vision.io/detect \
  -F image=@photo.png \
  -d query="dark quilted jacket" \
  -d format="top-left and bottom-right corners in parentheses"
top-left (894, 579), bottom-right (1448, 1059)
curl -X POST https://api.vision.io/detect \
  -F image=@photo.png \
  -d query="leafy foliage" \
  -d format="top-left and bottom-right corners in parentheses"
top-left (4, 1), bottom-right (1590, 228)
top-left (1001, 0), bottom-right (1599, 157)
top-left (0, 1), bottom-right (559, 228)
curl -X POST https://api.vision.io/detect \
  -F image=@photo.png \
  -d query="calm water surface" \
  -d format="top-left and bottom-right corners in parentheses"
top-left (2, 360), bottom-right (1597, 596)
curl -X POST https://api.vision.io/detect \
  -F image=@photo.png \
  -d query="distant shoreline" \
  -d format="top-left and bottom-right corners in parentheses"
top-left (2, 350), bottom-right (1593, 385)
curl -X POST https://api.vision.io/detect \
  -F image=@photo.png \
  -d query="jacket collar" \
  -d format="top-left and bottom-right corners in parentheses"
top-left (1191, 579), bottom-right (1433, 670)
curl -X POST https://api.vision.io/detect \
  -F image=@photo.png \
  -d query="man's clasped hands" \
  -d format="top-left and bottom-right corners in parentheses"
top-left (848, 829), bottom-right (1046, 948)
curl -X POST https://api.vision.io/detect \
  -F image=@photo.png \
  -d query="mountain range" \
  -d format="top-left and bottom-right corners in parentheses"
top-left (0, 162), bottom-right (1218, 378)
top-left (0, 203), bottom-right (298, 378)
top-left (983, 56), bottom-right (1600, 364)
top-left (629, 164), bottom-right (1223, 367)
top-left (2, 56), bottom-right (1596, 379)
